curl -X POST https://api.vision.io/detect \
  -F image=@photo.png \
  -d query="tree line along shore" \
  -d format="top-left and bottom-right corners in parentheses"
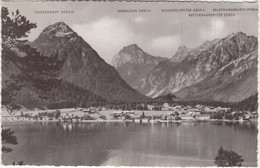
top-left (2, 102), bottom-right (258, 123)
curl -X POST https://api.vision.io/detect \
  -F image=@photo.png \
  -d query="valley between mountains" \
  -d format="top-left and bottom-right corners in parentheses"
top-left (3, 22), bottom-right (258, 109)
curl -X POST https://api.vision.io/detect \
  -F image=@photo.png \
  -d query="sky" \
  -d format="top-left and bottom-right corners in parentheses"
top-left (2, 1), bottom-right (258, 64)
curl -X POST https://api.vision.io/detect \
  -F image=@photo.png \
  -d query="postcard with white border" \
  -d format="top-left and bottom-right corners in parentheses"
top-left (1, 0), bottom-right (258, 167)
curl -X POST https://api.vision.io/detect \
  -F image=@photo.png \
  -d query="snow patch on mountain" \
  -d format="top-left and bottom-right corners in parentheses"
top-left (146, 86), bottom-right (158, 97)
top-left (152, 87), bottom-right (167, 98)
top-left (42, 22), bottom-right (74, 37)
top-left (55, 31), bottom-right (73, 37)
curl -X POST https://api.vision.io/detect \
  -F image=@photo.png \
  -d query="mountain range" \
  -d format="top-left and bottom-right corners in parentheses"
top-left (112, 32), bottom-right (258, 102)
top-left (3, 21), bottom-right (257, 108)
top-left (31, 22), bottom-right (148, 102)
top-left (3, 22), bottom-right (148, 109)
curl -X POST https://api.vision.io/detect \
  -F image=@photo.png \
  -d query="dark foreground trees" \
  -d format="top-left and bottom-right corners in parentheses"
top-left (2, 128), bottom-right (18, 153)
top-left (214, 146), bottom-right (244, 167)
top-left (2, 7), bottom-right (63, 107)
top-left (1, 7), bottom-right (63, 165)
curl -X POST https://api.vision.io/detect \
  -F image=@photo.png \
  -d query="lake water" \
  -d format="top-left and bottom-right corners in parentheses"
top-left (2, 121), bottom-right (257, 166)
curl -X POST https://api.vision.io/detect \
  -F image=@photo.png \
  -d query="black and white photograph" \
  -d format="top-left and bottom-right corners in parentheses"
top-left (1, 0), bottom-right (258, 167)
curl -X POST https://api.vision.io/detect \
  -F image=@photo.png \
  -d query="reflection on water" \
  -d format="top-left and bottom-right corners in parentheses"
top-left (2, 121), bottom-right (257, 166)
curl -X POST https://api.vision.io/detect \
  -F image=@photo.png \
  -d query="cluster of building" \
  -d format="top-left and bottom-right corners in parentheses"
top-left (2, 103), bottom-right (258, 122)
top-left (159, 103), bottom-right (231, 113)
top-left (111, 111), bottom-right (182, 123)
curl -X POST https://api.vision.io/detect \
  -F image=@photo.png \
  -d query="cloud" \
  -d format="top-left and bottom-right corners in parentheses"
top-left (151, 35), bottom-right (181, 57)
top-left (134, 16), bottom-right (145, 23)
top-left (72, 17), bottom-right (134, 63)
top-left (199, 18), bottom-right (226, 41)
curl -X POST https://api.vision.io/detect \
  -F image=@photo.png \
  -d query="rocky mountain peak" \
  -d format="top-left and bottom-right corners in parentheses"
top-left (41, 22), bottom-right (74, 37)
top-left (128, 43), bottom-right (139, 48)
top-left (111, 44), bottom-right (167, 95)
top-left (119, 44), bottom-right (143, 55)
top-left (178, 45), bottom-right (189, 50)
top-left (112, 43), bottom-right (165, 68)
top-left (171, 45), bottom-right (191, 62)
top-left (230, 31), bottom-right (246, 37)
top-left (224, 31), bottom-right (247, 41)
top-left (112, 44), bottom-right (145, 67)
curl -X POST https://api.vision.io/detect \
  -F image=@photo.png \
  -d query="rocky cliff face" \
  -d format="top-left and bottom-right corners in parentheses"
top-left (30, 22), bottom-right (148, 102)
top-left (171, 45), bottom-right (191, 62)
top-left (175, 49), bottom-right (257, 102)
top-left (111, 44), bottom-right (166, 94)
top-left (148, 32), bottom-right (257, 100)
top-left (112, 32), bottom-right (258, 102)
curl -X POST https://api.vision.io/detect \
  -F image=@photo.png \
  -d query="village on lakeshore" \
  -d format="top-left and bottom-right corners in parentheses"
top-left (2, 103), bottom-right (258, 123)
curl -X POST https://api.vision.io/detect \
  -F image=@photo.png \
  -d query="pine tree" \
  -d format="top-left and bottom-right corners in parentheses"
top-left (1, 7), bottom-right (63, 106)
top-left (2, 128), bottom-right (18, 153)
top-left (214, 146), bottom-right (244, 167)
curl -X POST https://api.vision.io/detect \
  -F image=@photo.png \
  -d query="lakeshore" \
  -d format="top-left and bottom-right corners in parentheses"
top-left (2, 106), bottom-right (257, 124)
top-left (2, 106), bottom-right (257, 167)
